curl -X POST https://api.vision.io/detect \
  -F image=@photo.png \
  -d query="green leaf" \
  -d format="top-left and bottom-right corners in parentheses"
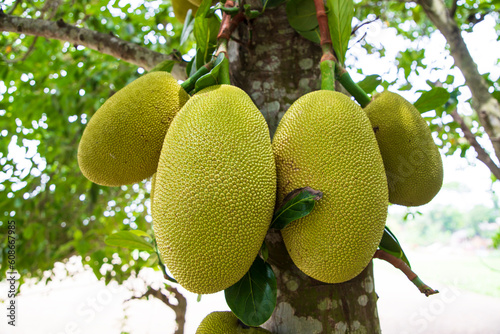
top-left (286, 0), bottom-right (319, 33)
top-left (260, 241), bottom-right (269, 262)
top-left (194, 53), bottom-right (226, 92)
top-left (297, 27), bottom-right (321, 44)
top-left (492, 91), bottom-right (500, 104)
top-left (194, 0), bottom-right (220, 66)
top-left (224, 256), bottom-right (277, 327)
top-left (414, 87), bottom-right (450, 113)
top-left (357, 75), bottom-right (382, 94)
top-left (105, 231), bottom-right (155, 252)
top-left (145, 252), bottom-right (159, 267)
top-left (271, 187), bottom-right (323, 230)
top-left (150, 59), bottom-right (178, 73)
top-left (326, 0), bottom-right (354, 65)
top-left (378, 226), bottom-right (411, 268)
top-left (180, 9), bottom-right (195, 46)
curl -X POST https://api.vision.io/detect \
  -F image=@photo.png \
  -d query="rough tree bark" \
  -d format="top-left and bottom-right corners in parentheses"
top-left (229, 4), bottom-right (381, 333)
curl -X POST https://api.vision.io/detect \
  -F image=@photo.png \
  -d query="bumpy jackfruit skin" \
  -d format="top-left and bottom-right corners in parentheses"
top-left (272, 90), bottom-right (388, 284)
top-left (172, 0), bottom-right (198, 23)
top-left (77, 72), bottom-right (189, 187)
top-left (152, 85), bottom-right (276, 294)
top-left (364, 91), bottom-right (443, 206)
top-left (196, 312), bottom-right (271, 334)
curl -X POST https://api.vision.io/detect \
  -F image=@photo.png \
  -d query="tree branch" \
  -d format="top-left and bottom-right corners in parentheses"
top-left (0, 12), bottom-right (186, 79)
top-left (450, 109), bottom-right (500, 180)
top-left (373, 249), bottom-right (439, 297)
top-left (129, 285), bottom-right (187, 334)
top-left (418, 0), bottom-right (500, 163)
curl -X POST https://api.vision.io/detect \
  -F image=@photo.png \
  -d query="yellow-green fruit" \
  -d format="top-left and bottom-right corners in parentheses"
top-left (78, 72), bottom-right (189, 186)
top-left (196, 312), bottom-right (271, 334)
top-left (152, 85), bottom-right (276, 294)
top-left (172, 0), bottom-right (198, 23)
top-left (272, 90), bottom-right (388, 284)
top-left (364, 91), bottom-right (443, 206)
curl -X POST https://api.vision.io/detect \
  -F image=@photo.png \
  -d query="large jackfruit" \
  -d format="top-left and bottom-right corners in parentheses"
top-left (78, 71), bottom-right (189, 186)
top-left (272, 90), bottom-right (388, 284)
top-left (152, 85), bottom-right (276, 294)
top-left (196, 312), bottom-right (271, 334)
top-left (364, 91), bottom-right (443, 206)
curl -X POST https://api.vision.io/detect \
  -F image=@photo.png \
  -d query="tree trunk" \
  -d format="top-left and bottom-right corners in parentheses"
top-left (229, 4), bottom-right (381, 333)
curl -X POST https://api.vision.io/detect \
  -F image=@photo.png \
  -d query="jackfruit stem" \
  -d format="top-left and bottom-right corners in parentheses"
top-left (335, 62), bottom-right (372, 108)
top-left (216, 39), bottom-right (231, 85)
top-left (320, 59), bottom-right (335, 91)
top-left (180, 64), bottom-right (212, 93)
top-left (374, 249), bottom-right (439, 297)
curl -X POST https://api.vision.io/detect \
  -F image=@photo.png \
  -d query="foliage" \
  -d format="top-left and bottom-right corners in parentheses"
top-left (0, 0), bottom-right (189, 287)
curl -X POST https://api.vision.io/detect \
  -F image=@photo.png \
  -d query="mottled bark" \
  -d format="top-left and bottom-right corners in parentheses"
top-left (0, 12), bottom-right (186, 79)
top-left (229, 4), bottom-right (381, 333)
top-left (418, 0), bottom-right (500, 165)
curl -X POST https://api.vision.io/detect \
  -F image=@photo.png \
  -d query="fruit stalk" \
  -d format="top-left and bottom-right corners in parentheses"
top-left (335, 62), bottom-right (372, 107)
top-left (373, 249), bottom-right (439, 297)
top-left (180, 64), bottom-right (212, 93)
top-left (313, 0), bottom-right (336, 91)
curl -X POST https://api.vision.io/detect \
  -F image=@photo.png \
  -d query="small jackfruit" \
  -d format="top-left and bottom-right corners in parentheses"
top-left (364, 91), bottom-right (443, 206)
top-left (172, 0), bottom-right (198, 23)
top-left (272, 90), bottom-right (388, 284)
top-left (152, 85), bottom-right (276, 294)
top-left (196, 312), bottom-right (271, 334)
top-left (77, 71), bottom-right (189, 187)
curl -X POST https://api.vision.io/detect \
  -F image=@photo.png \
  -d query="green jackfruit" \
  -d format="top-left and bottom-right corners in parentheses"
top-left (272, 90), bottom-right (388, 284)
top-left (152, 85), bottom-right (276, 294)
top-left (364, 91), bottom-right (443, 206)
top-left (196, 312), bottom-right (271, 334)
top-left (78, 71), bottom-right (189, 186)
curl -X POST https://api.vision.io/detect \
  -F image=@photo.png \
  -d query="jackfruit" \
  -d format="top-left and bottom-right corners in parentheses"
top-left (196, 312), bottom-right (271, 334)
top-left (364, 91), bottom-right (443, 206)
top-left (172, 0), bottom-right (198, 23)
top-left (272, 90), bottom-right (388, 284)
top-left (77, 71), bottom-right (189, 187)
top-left (152, 85), bottom-right (276, 294)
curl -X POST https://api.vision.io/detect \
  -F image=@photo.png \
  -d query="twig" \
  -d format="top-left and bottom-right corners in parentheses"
top-left (351, 16), bottom-right (379, 36)
top-left (373, 249), bottom-right (439, 297)
top-left (450, 109), bottom-right (500, 180)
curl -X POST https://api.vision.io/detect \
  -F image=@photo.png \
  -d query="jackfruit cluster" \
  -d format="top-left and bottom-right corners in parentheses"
top-left (78, 65), bottom-right (442, 300)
